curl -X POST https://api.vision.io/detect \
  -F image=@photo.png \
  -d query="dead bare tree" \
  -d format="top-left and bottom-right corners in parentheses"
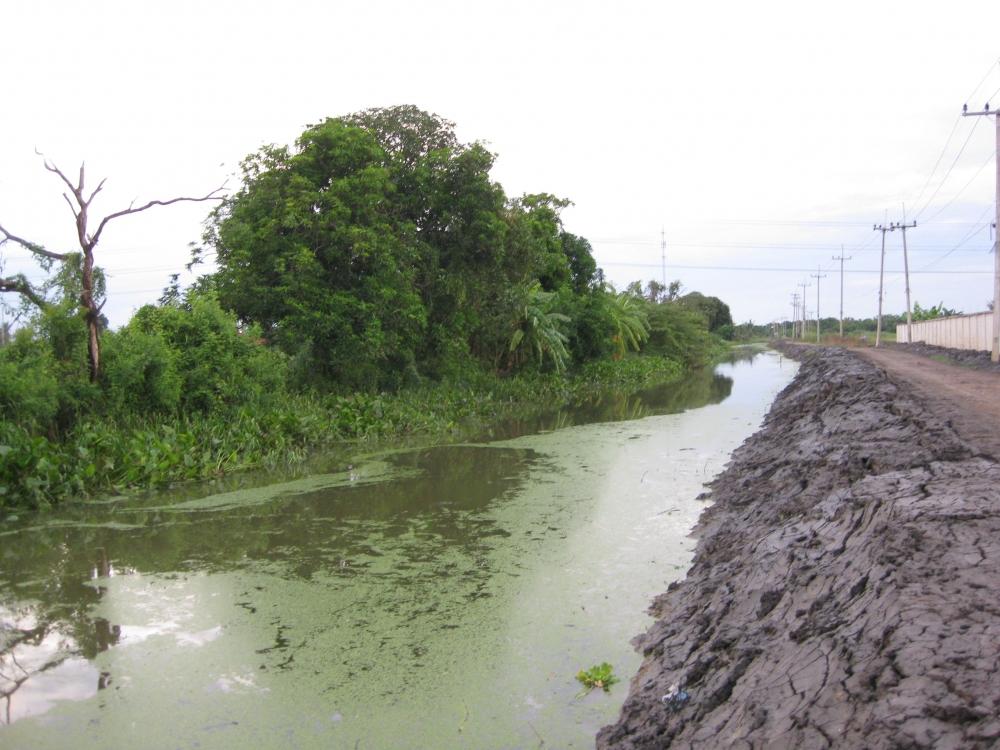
top-left (0, 155), bottom-right (225, 381)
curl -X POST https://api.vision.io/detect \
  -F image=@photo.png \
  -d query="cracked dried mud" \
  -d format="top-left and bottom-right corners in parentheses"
top-left (598, 345), bottom-right (1000, 749)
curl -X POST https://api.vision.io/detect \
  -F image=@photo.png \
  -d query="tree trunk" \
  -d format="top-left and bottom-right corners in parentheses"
top-left (3, 157), bottom-right (225, 382)
top-left (81, 249), bottom-right (101, 381)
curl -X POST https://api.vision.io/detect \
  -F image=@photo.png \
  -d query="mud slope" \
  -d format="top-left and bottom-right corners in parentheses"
top-left (598, 346), bottom-right (1000, 749)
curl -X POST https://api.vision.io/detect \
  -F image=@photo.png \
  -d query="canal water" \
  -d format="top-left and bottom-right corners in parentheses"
top-left (0, 349), bottom-right (795, 749)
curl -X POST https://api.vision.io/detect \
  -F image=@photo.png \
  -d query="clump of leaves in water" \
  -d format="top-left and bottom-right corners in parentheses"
top-left (576, 662), bottom-right (619, 693)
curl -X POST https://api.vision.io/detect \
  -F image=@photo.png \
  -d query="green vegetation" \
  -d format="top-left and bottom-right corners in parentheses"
top-left (1, 106), bottom-right (732, 511)
top-left (912, 301), bottom-right (960, 321)
top-left (738, 300), bottom-right (965, 343)
top-left (576, 662), bottom-right (620, 693)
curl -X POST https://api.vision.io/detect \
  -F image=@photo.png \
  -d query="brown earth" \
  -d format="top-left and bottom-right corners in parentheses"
top-left (858, 346), bottom-right (1000, 462)
top-left (597, 344), bottom-right (1000, 749)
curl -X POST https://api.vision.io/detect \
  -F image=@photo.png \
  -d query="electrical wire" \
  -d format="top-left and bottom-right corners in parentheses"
top-left (907, 116), bottom-right (963, 212)
top-left (918, 206), bottom-right (996, 271)
top-left (981, 83), bottom-right (1000, 109)
top-left (919, 150), bottom-right (997, 225)
top-left (965, 59), bottom-right (1000, 104)
top-left (589, 239), bottom-right (979, 252)
top-left (902, 61), bottom-right (997, 217)
top-left (595, 260), bottom-right (990, 275)
top-left (912, 117), bottom-right (982, 222)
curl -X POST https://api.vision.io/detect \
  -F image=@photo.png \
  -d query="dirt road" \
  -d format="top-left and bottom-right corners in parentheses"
top-left (858, 346), bottom-right (1000, 461)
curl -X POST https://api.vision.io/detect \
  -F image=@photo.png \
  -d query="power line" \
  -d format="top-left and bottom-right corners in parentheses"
top-left (908, 116), bottom-right (963, 212)
top-left (913, 117), bottom-right (983, 221)
top-left (595, 260), bottom-right (990, 274)
top-left (588, 239), bottom-right (982, 252)
top-left (965, 59), bottom-right (1000, 104)
top-left (912, 205), bottom-right (996, 273)
top-left (907, 62), bottom-right (1000, 212)
top-left (919, 149), bottom-right (996, 224)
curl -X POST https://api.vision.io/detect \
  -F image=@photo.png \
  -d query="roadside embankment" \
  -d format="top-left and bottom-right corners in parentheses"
top-left (598, 345), bottom-right (1000, 748)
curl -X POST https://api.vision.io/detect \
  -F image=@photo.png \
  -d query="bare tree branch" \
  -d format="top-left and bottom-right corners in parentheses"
top-left (0, 274), bottom-right (49, 309)
top-left (0, 224), bottom-right (69, 261)
top-left (40, 155), bottom-right (81, 201)
top-left (61, 193), bottom-right (78, 219)
top-left (87, 178), bottom-right (107, 206)
top-left (90, 187), bottom-right (226, 247)
top-left (16, 152), bottom-right (229, 381)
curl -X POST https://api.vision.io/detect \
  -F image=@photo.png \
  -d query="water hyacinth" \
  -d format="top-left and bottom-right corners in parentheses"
top-left (1, 356), bottom-right (689, 510)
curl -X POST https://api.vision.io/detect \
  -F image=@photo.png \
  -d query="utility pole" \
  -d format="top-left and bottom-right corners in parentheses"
top-left (873, 223), bottom-right (893, 347)
top-left (660, 227), bottom-right (667, 287)
top-left (810, 267), bottom-right (826, 343)
top-left (962, 101), bottom-right (1000, 361)
top-left (832, 247), bottom-right (852, 337)
top-left (894, 219), bottom-right (917, 343)
top-left (799, 280), bottom-right (811, 340)
top-left (791, 293), bottom-right (800, 339)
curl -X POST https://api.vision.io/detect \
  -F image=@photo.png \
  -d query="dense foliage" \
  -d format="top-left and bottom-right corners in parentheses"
top-left (1, 106), bottom-right (731, 510)
top-left (205, 108), bottom-right (605, 388)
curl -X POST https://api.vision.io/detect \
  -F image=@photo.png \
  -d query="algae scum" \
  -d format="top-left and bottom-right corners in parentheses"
top-left (0, 351), bottom-right (795, 749)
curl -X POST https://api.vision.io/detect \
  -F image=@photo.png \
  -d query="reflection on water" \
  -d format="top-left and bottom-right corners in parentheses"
top-left (481, 362), bottom-right (734, 440)
top-left (0, 350), bottom-right (795, 749)
top-left (1, 446), bottom-right (538, 727)
top-left (0, 547), bottom-right (123, 725)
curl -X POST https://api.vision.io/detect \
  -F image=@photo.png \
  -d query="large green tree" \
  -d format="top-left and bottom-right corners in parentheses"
top-left (207, 120), bottom-right (426, 390)
top-left (678, 291), bottom-right (733, 333)
top-left (207, 107), bottom-right (601, 384)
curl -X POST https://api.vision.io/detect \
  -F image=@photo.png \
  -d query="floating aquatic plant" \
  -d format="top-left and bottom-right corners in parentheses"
top-left (576, 662), bottom-right (619, 693)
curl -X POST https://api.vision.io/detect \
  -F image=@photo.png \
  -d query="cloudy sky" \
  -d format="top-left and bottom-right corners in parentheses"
top-left (2, 0), bottom-right (999, 328)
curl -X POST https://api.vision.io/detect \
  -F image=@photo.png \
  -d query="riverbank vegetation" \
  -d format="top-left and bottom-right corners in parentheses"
top-left (1, 106), bottom-right (732, 510)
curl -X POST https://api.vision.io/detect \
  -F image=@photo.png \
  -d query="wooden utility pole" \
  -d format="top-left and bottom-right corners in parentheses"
top-left (962, 102), bottom-right (1000, 361)
top-left (873, 223), bottom-right (892, 347)
top-left (832, 248), bottom-right (852, 337)
top-left (810, 267), bottom-right (826, 343)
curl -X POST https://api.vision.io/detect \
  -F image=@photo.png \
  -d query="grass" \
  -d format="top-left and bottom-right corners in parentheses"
top-left (778, 331), bottom-right (897, 347)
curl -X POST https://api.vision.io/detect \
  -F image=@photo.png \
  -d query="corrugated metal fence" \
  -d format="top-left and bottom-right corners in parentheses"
top-left (896, 311), bottom-right (992, 352)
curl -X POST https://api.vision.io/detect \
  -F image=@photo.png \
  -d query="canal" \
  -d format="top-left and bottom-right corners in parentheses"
top-left (0, 348), bottom-right (796, 749)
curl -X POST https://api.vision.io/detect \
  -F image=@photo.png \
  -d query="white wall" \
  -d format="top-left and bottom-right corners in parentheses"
top-left (896, 311), bottom-right (992, 352)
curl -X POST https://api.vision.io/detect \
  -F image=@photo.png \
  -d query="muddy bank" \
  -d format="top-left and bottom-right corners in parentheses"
top-left (598, 345), bottom-right (1000, 749)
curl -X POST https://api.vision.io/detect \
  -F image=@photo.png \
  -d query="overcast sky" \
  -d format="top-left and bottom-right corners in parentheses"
top-left (3, 0), bottom-right (1000, 328)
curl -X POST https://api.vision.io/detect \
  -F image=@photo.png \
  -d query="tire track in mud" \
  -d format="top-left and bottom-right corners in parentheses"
top-left (598, 346), bottom-right (1000, 749)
